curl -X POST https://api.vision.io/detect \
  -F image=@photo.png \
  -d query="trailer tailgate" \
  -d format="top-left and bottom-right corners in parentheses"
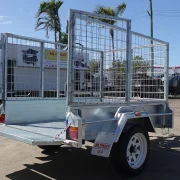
top-left (0, 122), bottom-right (66, 145)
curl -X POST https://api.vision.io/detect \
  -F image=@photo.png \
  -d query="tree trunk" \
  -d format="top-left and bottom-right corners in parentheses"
top-left (57, 14), bottom-right (61, 43)
top-left (54, 17), bottom-right (57, 49)
top-left (59, 30), bottom-right (61, 42)
top-left (110, 28), bottom-right (116, 85)
top-left (54, 30), bottom-right (57, 49)
top-left (55, 30), bottom-right (57, 42)
top-left (110, 29), bottom-right (115, 62)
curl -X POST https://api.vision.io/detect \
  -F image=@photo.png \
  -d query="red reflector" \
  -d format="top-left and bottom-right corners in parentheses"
top-left (0, 114), bottom-right (5, 123)
top-left (135, 112), bottom-right (141, 116)
top-left (68, 127), bottom-right (78, 141)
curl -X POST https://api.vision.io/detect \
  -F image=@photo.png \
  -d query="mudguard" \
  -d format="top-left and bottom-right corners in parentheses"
top-left (91, 108), bottom-right (153, 158)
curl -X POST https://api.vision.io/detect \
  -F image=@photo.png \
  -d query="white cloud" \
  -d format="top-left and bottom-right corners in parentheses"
top-left (0, 16), bottom-right (6, 20)
top-left (0, 16), bottom-right (12, 25)
top-left (1, 21), bottom-right (12, 25)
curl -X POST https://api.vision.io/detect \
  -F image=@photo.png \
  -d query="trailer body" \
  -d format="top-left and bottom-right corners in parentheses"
top-left (0, 9), bottom-right (173, 176)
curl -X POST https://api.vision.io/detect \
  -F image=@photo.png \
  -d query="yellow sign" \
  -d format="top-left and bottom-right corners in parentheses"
top-left (45, 50), bottom-right (67, 61)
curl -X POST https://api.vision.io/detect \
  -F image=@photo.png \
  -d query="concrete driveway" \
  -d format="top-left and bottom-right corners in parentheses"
top-left (0, 134), bottom-right (180, 180)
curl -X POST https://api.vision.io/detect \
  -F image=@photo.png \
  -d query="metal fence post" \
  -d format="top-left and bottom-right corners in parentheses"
top-left (40, 42), bottom-right (44, 98)
top-left (100, 51), bottom-right (104, 102)
top-left (0, 34), bottom-right (5, 100)
top-left (4, 34), bottom-right (8, 100)
top-left (57, 45), bottom-right (60, 98)
top-left (0, 35), bottom-right (2, 100)
top-left (125, 20), bottom-right (132, 104)
top-left (164, 43), bottom-right (169, 101)
top-left (67, 10), bottom-right (74, 106)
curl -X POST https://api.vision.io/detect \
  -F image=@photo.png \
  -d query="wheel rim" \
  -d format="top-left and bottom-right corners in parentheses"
top-left (126, 133), bottom-right (147, 169)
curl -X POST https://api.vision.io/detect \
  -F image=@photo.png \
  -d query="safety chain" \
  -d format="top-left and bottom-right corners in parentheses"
top-left (52, 123), bottom-right (71, 141)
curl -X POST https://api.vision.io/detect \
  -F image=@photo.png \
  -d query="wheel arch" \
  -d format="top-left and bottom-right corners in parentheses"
top-left (114, 114), bottom-right (155, 143)
top-left (123, 117), bottom-right (155, 133)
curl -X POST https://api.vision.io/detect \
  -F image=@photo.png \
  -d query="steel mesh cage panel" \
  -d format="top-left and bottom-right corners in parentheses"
top-left (6, 36), bottom-right (41, 98)
top-left (4, 34), bottom-right (67, 99)
top-left (68, 10), bottom-right (169, 106)
top-left (44, 42), bottom-right (58, 98)
top-left (68, 10), bottom-right (129, 105)
top-left (131, 32), bottom-right (168, 100)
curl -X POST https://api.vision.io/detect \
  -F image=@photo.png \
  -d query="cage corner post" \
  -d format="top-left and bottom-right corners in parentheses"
top-left (4, 34), bottom-right (8, 100)
top-left (125, 20), bottom-right (132, 104)
top-left (67, 9), bottom-right (75, 106)
top-left (164, 43), bottom-right (169, 102)
top-left (0, 34), bottom-right (5, 100)
top-left (100, 51), bottom-right (104, 102)
top-left (40, 42), bottom-right (44, 98)
top-left (57, 44), bottom-right (61, 98)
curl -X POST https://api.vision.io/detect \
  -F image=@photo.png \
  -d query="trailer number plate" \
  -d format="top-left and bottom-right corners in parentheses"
top-left (94, 143), bottom-right (111, 154)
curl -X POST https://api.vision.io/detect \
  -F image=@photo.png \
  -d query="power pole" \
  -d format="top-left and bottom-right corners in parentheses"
top-left (147, 0), bottom-right (154, 77)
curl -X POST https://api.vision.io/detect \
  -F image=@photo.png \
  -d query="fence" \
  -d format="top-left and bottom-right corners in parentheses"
top-left (67, 9), bottom-right (169, 105)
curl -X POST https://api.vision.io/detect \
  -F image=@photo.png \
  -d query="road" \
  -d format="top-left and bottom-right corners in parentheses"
top-left (0, 99), bottom-right (180, 180)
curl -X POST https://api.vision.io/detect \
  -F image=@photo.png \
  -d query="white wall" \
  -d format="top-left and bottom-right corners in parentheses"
top-left (14, 67), bottom-right (67, 91)
top-left (169, 67), bottom-right (180, 74)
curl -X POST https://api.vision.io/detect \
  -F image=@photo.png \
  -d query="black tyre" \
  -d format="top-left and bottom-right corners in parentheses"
top-left (38, 145), bottom-right (60, 152)
top-left (111, 125), bottom-right (149, 177)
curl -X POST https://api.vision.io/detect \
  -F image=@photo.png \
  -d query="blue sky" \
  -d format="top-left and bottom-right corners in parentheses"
top-left (0, 0), bottom-right (179, 66)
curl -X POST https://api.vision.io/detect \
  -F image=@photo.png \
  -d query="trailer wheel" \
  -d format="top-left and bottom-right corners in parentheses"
top-left (111, 125), bottom-right (149, 177)
top-left (38, 145), bottom-right (60, 152)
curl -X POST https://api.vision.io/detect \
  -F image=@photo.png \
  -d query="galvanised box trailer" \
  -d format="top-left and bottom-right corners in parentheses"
top-left (0, 9), bottom-right (173, 176)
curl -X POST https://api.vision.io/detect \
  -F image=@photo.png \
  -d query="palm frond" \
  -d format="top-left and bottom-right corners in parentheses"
top-left (115, 3), bottom-right (126, 16)
top-left (94, 3), bottom-right (126, 22)
top-left (35, 16), bottom-right (53, 30)
top-left (94, 5), bottom-right (115, 24)
top-left (35, 0), bottom-right (63, 41)
top-left (94, 5), bottom-right (106, 14)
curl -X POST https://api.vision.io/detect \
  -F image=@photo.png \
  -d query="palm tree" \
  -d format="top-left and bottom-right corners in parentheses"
top-left (61, 32), bottom-right (68, 44)
top-left (94, 3), bottom-right (126, 62)
top-left (35, 0), bottom-right (63, 43)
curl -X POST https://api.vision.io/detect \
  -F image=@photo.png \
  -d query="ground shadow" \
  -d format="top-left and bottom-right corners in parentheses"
top-left (6, 135), bottom-right (180, 180)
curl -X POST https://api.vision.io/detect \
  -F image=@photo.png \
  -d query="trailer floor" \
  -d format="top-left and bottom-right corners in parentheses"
top-left (0, 120), bottom-right (66, 145)
top-left (9, 120), bottom-right (66, 138)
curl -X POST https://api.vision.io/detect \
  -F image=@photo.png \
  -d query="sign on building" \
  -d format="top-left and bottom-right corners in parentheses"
top-left (16, 45), bottom-right (89, 70)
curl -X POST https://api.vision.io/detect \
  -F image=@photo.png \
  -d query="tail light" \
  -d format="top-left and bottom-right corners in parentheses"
top-left (0, 114), bottom-right (5, 124)
top-left (66, 126), bottom-right (78, 141)
top-left (135, 112), bottom-right (141, 116)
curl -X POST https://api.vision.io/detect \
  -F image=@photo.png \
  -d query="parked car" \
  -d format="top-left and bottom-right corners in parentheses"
top-left (168, 73), bottom-right (180, 95)
top-left (132, 73), bottom-right (164, 98)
